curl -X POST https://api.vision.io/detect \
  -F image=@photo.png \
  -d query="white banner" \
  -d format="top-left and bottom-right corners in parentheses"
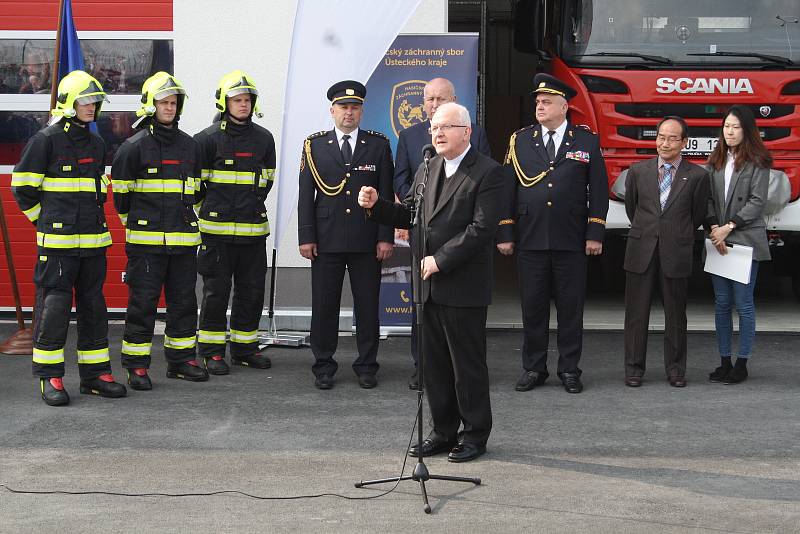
top-left (273, 0), bottom-right (422, 251)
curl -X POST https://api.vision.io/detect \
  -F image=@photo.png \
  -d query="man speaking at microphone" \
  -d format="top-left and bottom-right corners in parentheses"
top-left (358, 102), bottom-right (504, 463)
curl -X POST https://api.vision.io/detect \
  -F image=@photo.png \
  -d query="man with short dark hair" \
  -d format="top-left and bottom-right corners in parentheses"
top-left (622, 116), bottom-right (710, 388)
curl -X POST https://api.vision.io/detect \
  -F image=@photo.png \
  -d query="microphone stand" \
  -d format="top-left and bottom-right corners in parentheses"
top-left (355, 150), bottom-right (480, 513)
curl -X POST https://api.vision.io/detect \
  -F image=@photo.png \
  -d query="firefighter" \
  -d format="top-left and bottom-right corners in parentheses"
top-left (11, 70), bottom-right (126, 405)
top-left (112, 71), bottom-right (207, 389)
top-left (193, 71), bottom-right (276, 374)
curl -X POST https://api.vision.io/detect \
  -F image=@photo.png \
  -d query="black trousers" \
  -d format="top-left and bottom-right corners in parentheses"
top-left (121, 252), bottom-right (198, 368)
top-left (422, 301), bottom-right (491, 445)
top-left (624, 248), bottom-right (689, 379)
top-left (31, 254), bottom-right (111, 379)
top-left (310, 251), bottom-right (380, 378)
top-left (197, 240), bottom-right (267, 359)
top-left (517, 250), bottom-right (587, 376)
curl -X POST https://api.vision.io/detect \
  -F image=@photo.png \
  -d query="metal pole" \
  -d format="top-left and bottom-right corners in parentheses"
top-left (0, 190), bottom-right (33, 355)
top-left (49, 0), bottom-right (65, 111)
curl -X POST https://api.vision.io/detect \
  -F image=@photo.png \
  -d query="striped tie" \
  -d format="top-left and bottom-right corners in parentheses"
top-left (659, 163), bottom-right (673, 210)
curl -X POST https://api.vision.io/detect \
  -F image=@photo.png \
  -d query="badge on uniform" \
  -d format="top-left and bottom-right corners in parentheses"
top-left (566, 150), bottom-right (590, 163)
top-left (355, 164), bottom-right (376, 172)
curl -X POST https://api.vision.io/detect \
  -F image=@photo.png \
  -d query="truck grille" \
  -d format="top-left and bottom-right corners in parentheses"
top-left (615, 103), bottom-right (793, 119)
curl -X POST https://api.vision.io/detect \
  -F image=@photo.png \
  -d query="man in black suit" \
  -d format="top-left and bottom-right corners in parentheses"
top-left (497, 73), bottom-right (609, 394)
top-left (297, 80), bottom-right (394, 390)
top-left (393, 77), bottom-right (492, 389)
top-left (358, 102), bottom-right (504, 463)
top-left (622, 116), bottom-right (710, 388)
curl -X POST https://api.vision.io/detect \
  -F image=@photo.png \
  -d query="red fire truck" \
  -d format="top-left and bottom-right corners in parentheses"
top-left (514, 0), bottom-right (800, 289)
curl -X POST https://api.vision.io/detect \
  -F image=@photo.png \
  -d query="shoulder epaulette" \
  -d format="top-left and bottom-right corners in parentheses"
top-left (514, 124), bottom-right (537, 135)
top-left (364, 129), bottom-right (388, 140)
top-left (575, 124), bottom-right (597, 135)
top-left (306, 130), bottom-right (328, 140)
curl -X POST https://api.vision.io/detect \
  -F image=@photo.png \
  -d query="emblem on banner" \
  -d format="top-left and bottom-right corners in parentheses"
top-left (391, 80), bottom-right (427, 137)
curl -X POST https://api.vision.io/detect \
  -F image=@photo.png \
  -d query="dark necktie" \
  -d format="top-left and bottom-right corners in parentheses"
top-left (341, 134), bottom-right (352, 166)
top-left (546, 130), bottom-right (556, 161)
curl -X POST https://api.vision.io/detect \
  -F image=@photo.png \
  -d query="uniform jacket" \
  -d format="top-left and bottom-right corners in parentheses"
top-left (497, 123), bottom-right (609, 250)
top-left (370, 147), bottom-right (504, 307)
top-left (112, 120), bottom-right (202, 255)
top-left (393, 119), bottom-right (491, 200)
top-left (624, 158), bottom-right (710, 277)
top-left (11, 119), bottom-right (111, 256)
top-left (297, 128), bottom-right (394, 253)
top-left (705, 160), bottom-right (770, 262)
top-left (194, 118), bottom-right (276, 243)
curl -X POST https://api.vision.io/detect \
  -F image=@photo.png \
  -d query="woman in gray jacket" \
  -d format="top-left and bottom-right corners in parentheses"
top-left (705, 105), bottom-right (772, 384)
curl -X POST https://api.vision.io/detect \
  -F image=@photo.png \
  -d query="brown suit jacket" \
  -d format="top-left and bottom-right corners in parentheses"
top-left (623, 158), bottom-right (710, 278)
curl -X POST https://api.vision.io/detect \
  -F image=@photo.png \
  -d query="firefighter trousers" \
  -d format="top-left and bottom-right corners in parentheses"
top-left (197, 240), bottom-right (267, 359)
top-left (31, 254), bottom-right (111, 379)
top-left (121, 252), bottom-right (198, 368)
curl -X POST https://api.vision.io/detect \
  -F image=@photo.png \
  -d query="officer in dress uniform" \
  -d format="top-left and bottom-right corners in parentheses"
top-left (297, 80), bottom-right (394, 390)
top-left (497, 73), bottom-right (609, 395)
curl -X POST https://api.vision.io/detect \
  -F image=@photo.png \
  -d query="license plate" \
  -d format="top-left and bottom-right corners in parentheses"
top-left (683, 137), bottom-right (718, 154)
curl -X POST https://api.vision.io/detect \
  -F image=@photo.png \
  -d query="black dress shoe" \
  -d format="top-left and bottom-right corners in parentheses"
top-left (127, 368), bottom-right (152, 391)
top-left (709, 360), bottom-right (732, 382)
top-left (408, 436), bottom-right (457, 458)
top-left (232, 352), bottom-right (272, 369)
top-left (166, 360), bottom-right (210, 382)
top-left (40, 377), bottom-right (70, 406)
top-left (358, 374), bottom-right (377, 389)
top-left (723, 359), bottom-right (748, 384)
top-left (561, 372), bottom-right (583, 394)
top-left (204, 355), bottom-right (230, 375)
top-left (447, 442), bottom-right (486, 463)
top-left (669, 376), bottom-right (687, 387)
top-left (625, 376), bottom-right (642, 387)
top-left (408, 369), bottom-right (419, 390)
top-left (515, 370), bottom-right (548, 391)
top-left (79, 374), bottom-right (127, 398)
top-left (315, 374), bottom-right (334, 390)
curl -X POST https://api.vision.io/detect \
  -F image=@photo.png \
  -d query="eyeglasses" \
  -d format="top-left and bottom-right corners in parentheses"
top-left (656, 135), bottom-right (684, 144)
top-left (428, 124), bottom-right (468, 134)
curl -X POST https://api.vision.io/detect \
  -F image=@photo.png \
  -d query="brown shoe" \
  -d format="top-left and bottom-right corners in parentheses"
top-left (625, 376), bottom-right (642, 387)
top-left (668, 376), bottom-right (687, 387)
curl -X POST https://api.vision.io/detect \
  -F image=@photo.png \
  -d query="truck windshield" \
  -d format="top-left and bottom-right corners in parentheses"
top-left (562, 0), bottom-right (800, 67)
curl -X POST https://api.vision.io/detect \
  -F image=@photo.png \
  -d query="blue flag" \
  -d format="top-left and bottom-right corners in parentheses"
top-left (56, 0), bottom-right (97, 132)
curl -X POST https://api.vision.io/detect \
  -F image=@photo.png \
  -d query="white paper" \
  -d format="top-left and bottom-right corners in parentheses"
top-left (703, 239), bottom-right (753, 284)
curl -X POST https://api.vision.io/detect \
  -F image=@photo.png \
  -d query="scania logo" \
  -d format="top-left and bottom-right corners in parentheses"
top-left (656, 77), bottom-right (754, 94)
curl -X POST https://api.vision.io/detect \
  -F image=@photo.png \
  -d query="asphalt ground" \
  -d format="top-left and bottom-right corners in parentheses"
top-left (1, 322), bottom-right (799, 533)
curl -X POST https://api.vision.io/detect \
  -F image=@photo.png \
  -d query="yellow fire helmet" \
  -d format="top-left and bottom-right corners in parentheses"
top-left (215, 70), bottom-right (261, 118)
top-left (51, 70), bottom-right (108, 121)
top-left (136, 71), bottom-right (188, 119)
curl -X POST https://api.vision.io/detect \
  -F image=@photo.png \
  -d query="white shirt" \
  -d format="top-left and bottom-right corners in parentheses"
top-left (724, 150), bottom-right (736, 200)
top-left (334, 126), bottom-right (358, 153)
top-left (444, 144), bottom-right (471, 178)
top-left (540, 120), bottom-right (568, 158)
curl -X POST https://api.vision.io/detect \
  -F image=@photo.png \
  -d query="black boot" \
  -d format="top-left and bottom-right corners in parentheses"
top-left (40, 377), bottom-right (70, 406)
top-left (80, 374), bottom-right (127, 398)
top-left (127, 368), bottom-right (152, 391)
top-left (724, 358), bottom-right (748, 384)
top-left (231, 351), bottom-right (271, 369)
top-left (204, 355), bottom-right (230, 375)
top-left (166, 360), bottom-right (210, 382)
top-left (709, 357), bottom-right (732, 382)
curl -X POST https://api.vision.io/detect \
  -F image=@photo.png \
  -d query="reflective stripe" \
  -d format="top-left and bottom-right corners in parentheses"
top-left (125, 229), bottom-right (201, 247)
top-left (23, 203), bottom-right (41, 222)
top-left (113, 179), bottom-right (135, 193)
top-left (11, 171), bottom-right (45, 187)
top-left (183, 176), bottom-right (197, 195)
top-left (41, 177), bottom-right (98, 193)
top-left (133, 179), bottom-right (184, 194)
top-left (121, 341), bottom-right (151, 356)
top-left (37, 231), bottom-right (112, 249)
top-left (260, 168), bottom-right (276, 187)
top-left (164, 335), bottom-right (196, 350)
top-left (198, 218), bottom-right (269, 237)
top-left (118, 213), bottom-right (128, 226)
top-left (230, 329), bottom-right (258, 344)
top-left (100, 174), bottom-right (111, 188)
top-left (198, 330), bottom-right (227, 344)
top-left (204, 169), bottom-right (257, 185)
top-left (77, 348), bottom-right (110, 364)
top-left (33, 347), bottom-right (65, 364)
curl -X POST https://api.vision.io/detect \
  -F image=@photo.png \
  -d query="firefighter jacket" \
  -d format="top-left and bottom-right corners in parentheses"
top-left (11, 119), bottom-right (111, 257)
top-left (193, 118), bottom-right (276, 243)
top-left (112, 119), bottom-right (202, 255)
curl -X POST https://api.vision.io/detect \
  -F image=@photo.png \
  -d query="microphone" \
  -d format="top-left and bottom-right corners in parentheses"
top-left (421, 144), bottom-right (436, 163)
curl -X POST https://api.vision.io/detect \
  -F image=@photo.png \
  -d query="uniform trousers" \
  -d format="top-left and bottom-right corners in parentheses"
top-left (624, 248), bottom-right (688, 379)
top-left (422, 301), bottom-right (491, 445)
top-left (121, 252), bottom-right (198, 368)
top-left (31, 254), bottom-right (111, 379)
top-left (310, 251), bottom-right (380, 378)
top-left (197, 240), bottom-right (267, 359)
top-left (517, 249), bottom-right (587, 376)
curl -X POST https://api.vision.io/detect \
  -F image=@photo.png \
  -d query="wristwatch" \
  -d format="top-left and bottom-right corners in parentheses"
top-left (727, 222), bottom-right (736, 230)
